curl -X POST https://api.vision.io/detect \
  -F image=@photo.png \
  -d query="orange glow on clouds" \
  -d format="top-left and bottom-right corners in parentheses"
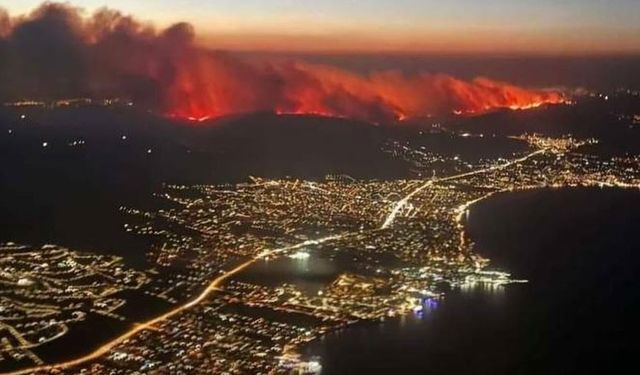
top-left (0, 2), bottom-right (566, 125)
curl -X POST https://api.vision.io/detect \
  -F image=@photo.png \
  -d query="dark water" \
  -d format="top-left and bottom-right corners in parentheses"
top-left (233, 250), bottom-right (378, 295)
top-left (234, 253), bottom-right (341, 295)
top-left (303, 187), bottom-right (640, 374)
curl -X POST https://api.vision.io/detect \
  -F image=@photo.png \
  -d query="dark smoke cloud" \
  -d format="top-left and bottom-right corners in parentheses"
top-left (1, 3), bottom-right (87, 99)
top-left (0, 2), bottom-right (173, 104)
top-left (0, 2), bottom-right (564, 123)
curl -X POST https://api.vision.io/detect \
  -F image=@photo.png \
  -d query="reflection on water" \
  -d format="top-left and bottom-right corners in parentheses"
top-left (232, 234), bottom-right (517, 374)
top-left (459, 280), bottom-right (507, 296)
top-left (301, 283), bottom-right (513, 375)
top-left (233, 188), bottom-right (640, 374)
top-left (234, 249), bottom-right (344, 295)
top-left (303, 188), bottom-right (640, 375)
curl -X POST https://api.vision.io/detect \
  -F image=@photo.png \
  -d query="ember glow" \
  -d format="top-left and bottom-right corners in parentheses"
top-left (163, 57), bottom-right (564, 123)
top-left (0, 3), bottom-right (564, 124)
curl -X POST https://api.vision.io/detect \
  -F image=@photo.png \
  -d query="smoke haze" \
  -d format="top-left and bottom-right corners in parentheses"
top-left (0, 3), bottom-right (564, 123)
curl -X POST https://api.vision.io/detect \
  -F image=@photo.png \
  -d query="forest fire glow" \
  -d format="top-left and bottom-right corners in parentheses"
top-left (163, 60), bottom-right (565, 123)
top-left (0, 3), bottom-right (564, 125)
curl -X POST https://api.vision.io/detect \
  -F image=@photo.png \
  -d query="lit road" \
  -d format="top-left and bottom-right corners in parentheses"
top-left (3, 235), bottom-right (348, 375)
top-left (381, 149), bottom-right (546, 229)
top-left (3, 149), bottom-right (546, 375)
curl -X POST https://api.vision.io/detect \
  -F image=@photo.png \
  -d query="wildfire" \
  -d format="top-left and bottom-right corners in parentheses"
top-left (0, 3), bottom-right (565, 125)
top-left (163, 58), bottom-right (564, 124)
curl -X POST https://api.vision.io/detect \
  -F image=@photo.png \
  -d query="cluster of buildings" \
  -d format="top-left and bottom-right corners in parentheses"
top-left (4, 131), bottom-right (640, 374)
top-left (0, 244), bottom-right (148, 370)
top-left (2, 98), bottom-right (132, 109)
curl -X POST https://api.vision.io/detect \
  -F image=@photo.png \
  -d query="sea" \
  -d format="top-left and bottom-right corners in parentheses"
top-left (241, 187), bottom-right (640, 374)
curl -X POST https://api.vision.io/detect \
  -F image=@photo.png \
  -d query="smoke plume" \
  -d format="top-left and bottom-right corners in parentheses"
top-left (0, 3), bottom-right (564, 123)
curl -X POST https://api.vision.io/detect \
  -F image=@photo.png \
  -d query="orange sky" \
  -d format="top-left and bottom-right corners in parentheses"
top-left (198, 28), bottom-right (640, 56)
top-left (7, 0), bottom-right (640, 56)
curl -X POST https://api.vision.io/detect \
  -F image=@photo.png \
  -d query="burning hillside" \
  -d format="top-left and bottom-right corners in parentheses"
top-left (0, 3), bottom-right (564, 124)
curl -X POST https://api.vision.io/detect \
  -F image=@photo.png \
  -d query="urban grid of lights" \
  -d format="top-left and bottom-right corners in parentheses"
top-left (2, 126), bottom-right (640, 374)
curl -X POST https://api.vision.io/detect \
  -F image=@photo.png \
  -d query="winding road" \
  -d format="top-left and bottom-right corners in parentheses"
top-left (3, 148), bottom-right (546, 375)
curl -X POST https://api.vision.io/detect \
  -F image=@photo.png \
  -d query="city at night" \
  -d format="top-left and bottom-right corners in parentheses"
top-left (1, 1), bottom-right (639, 374)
